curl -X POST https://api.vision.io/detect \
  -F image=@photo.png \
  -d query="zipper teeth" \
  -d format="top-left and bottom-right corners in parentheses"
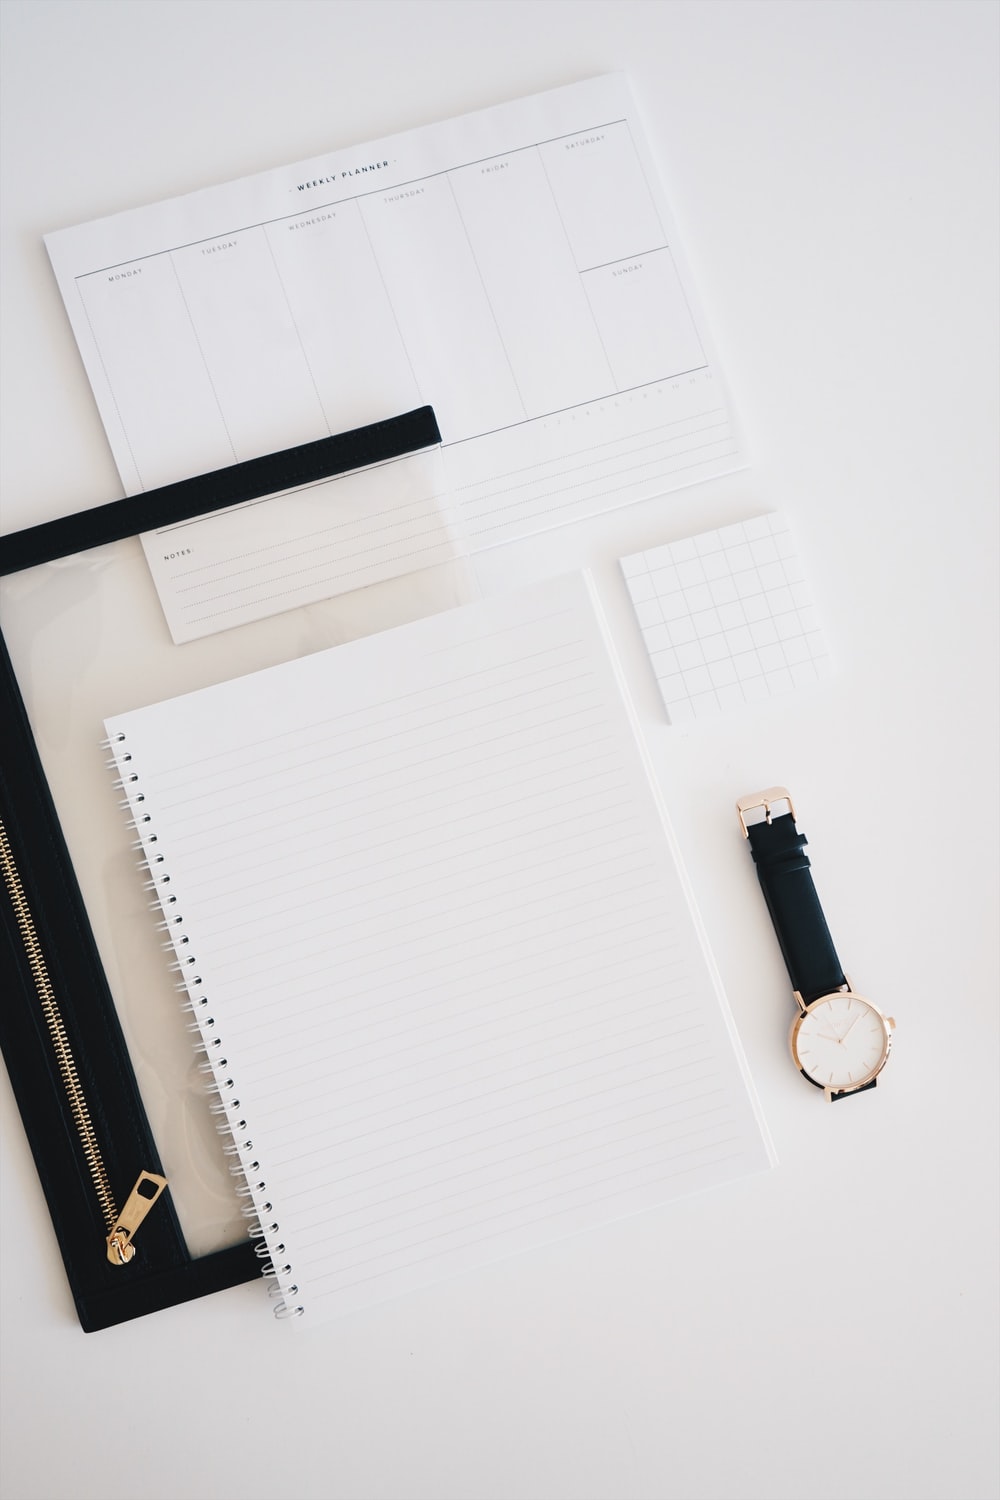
top-left (0, 816), bottom-right (118, 1232)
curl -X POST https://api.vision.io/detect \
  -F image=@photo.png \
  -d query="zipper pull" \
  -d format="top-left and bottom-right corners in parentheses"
top-left (106, 1171), bottom-right (168, 1265)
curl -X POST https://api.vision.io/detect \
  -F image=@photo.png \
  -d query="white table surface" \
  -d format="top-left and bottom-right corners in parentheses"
top-left (1, 3), bottom-right (997, 1499)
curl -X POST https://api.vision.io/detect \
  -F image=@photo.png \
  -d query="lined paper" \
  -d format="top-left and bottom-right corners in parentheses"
top-left (141, 446), bottom-right (455, 644)
top-left (107, 575), bottom-right (771, 1323)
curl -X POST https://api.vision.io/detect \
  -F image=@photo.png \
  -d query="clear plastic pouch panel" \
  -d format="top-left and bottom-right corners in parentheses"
top-left (0, 462), bottom-right (476, 1256)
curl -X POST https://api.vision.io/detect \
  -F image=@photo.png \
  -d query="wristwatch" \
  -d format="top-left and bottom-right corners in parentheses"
top-left (736, 787), bottom-right (893, 1101)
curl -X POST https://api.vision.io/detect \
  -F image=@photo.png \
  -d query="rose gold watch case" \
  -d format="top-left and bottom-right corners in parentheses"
top-left (789, 986), bottom-right (895, 1101)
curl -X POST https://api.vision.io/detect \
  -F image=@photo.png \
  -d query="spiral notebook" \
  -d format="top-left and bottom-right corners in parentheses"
top-left (105, 573), bottom-right (772, 1325)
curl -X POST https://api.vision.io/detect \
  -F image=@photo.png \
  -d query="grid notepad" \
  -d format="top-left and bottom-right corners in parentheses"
top-left (620, 514), bottom-right (831, 724)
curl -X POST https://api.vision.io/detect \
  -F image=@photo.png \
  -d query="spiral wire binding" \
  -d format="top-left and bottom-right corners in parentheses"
top-left (107, 731), bottom-right (303, 1319)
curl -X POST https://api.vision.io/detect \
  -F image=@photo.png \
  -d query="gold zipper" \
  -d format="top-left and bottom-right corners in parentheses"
top-left (0, 815), bottom-right (166, 1264)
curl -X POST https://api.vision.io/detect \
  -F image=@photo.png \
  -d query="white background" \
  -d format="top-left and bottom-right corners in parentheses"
top-left (1, 3), bottom-right (997, 1499)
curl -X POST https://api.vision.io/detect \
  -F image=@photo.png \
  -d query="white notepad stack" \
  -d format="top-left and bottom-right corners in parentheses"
top-left (106, 575), bottom-right (772, 1325)
top-left (621, 514), bottom-right (831, 723)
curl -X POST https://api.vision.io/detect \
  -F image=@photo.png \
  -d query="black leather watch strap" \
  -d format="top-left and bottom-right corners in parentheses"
top-left (740, 794), bottom-right (846, 1004)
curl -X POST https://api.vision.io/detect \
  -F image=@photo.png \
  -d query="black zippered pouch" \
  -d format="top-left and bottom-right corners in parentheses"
top-left (0, 407), bottom-right (445, 1330)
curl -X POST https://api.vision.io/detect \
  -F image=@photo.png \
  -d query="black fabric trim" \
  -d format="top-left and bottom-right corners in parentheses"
top-left (0, 406), bottom-right (440, 575)
top-left (0, 632), bottom-right (230, 1329)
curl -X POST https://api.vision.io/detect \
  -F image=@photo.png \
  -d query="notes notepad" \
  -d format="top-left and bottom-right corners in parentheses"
top-left (106, 575), bottom-right (772, 1325)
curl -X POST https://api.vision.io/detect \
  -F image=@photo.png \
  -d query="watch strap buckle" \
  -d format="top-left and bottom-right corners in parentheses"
top-left (737, 786), bottom-right (796, 838)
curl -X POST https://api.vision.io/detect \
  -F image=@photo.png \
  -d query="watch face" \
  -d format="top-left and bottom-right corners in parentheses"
top-left (790, 992), bottom-right (892, 1093)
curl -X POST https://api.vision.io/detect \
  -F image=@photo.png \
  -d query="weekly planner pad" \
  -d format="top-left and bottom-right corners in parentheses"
top-left (44, 75), bottom-right (743, 639)
top-left (105, 575), bottom-right (773, 1325)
